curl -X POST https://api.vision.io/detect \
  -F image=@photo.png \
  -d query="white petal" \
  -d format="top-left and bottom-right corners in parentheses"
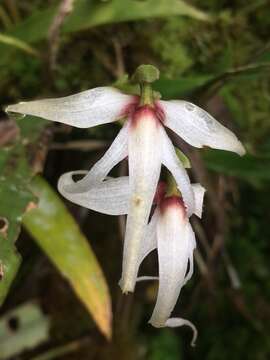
top-left (191, 183), bottom-right (205, 218)
top-left (58, 171), bottom-right (130, 215)
top-left (161, 128), bottom-right (195, 216)
top-left (128, 210), bottom-right (159, 284)
top-left (132, 210), bottom-right (159, 283)
top-left (165, 318), bottom-right (198, 347)
top-left (7, 87), bottom-right (134, 128)
top-left (149, 204), bottom-right (191, 328)
top-left (160, 100), bottom-right (245, 156)
top-left (137, 210), bottom-right (158, 265)
top-left (183, 222), bottom-right (196, 285)
top-left (119, 113), bottom-right (162, 293)
top-left (63, 124), bottom-right (128, 193)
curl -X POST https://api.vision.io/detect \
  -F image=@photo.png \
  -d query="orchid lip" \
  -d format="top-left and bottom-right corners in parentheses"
top-left (159, 196), bottom-right (186, 216)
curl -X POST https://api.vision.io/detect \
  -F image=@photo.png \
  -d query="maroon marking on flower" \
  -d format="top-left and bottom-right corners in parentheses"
top-left (154, 101), bottom-right (166, 124)
top-left (159, 195), bottom-right (186, 217)
top-left (120, 96), bottom-right (140, 118)
top-left (153, 181), bottom-right (167, 205)
top-left (130, 105), bottom-right (161, 129)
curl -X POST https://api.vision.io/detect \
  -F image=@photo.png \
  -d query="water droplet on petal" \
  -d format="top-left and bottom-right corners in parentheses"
top-left (197, 109), bottom-right (217, 131)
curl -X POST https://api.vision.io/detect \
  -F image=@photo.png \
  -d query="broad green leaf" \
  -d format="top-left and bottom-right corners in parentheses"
top-left (204, 149), bottom-right (270, 181)
top-left (0, 240), bottom-right (20, 306)
top-left (0, 302), bottom-right (50, 359)
top-left (0, 0), bottom-right (209, 64)
top-left (22, 176), bottom-right (112, 339)
top-left (0, 117), bottom-right (47, 305)
top-left (154, 75), bottom-right (213, 99)
top-left (154, 62), bottom-right (270, 101)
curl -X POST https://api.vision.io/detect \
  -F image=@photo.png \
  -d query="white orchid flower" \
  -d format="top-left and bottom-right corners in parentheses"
top-left (58, 170), bottom-right (203, 345)
top-left (136, 182), bottom-right (205, 347)
top-left (6, 65), bottom-right (245, 293)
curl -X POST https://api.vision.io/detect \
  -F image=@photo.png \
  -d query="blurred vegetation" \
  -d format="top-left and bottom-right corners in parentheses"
top-left (0, 0), bottom-right (270, 359)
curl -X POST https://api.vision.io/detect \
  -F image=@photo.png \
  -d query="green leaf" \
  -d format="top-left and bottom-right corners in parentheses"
top-left (0, 240), bottom-right (21, 306)
top-left (204, 149), bottom-right (270, 182)
top-left (0, 302), bottom-right (50, 359)
top-left (0, 116), bottom-right (47, 305)
top-left (153, 62), bottom-right (270, 101)
top-left (154, 75), bottom-right (213, 99)
top-left (2, 0), bottom-right (210, 47)
top-left (22, 176), bottom-right (112, 339)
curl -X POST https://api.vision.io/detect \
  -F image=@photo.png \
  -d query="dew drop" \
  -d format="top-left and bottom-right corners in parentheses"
top-left (197, 109), bottom-right (216, 130)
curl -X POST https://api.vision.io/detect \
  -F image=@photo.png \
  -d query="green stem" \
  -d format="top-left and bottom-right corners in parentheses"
top-left (139, 83), bottom-right (154, 106)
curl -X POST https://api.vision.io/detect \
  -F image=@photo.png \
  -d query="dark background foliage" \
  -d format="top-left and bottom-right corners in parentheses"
top-left (0, 0), bottom-right (270, 359)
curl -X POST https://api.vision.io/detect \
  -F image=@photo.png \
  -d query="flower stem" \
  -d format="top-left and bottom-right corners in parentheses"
top-left (132, 64), bottom-right (160, 106)
top-left (139, 83), bottom-right (154, 106)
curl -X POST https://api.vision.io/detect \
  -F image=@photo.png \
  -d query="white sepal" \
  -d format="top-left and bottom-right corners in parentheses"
top-left (65, 124), bottom-right (129, 193)
top-left (137, 210), bottom-right (159, 264)
top-left (58, 171), bottom-right (130, 215)
top-left (183, 222), bottom-right (196, 285)
top-left (120, 115), bottom-right (162, 293)
top-left (191, 183), bottom-right (206, 218)
top-left (7, 87), bottom-right (133, 128)
top-left (149, 202), bottom-right (196, 345)
top-left (132, 210), bottom-right (159, 284)
top-left (160, 100), bottom-right (245, 156)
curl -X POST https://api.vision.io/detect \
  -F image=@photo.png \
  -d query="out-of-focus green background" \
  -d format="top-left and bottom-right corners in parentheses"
top-left (0, 0), bottom-right (270, 359)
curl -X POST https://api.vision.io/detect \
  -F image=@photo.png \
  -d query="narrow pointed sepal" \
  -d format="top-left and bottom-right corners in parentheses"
top-left (66, 124), bottom-right (129, 193)
top-left (120, 107), bottom-right (162, 293)
top-left (149, 198), bottom-right (196, 333)
top-left (7, 87), bottom-right (134, 128)
top-left (160, 100), bottom-right (246, 156)
top-left (191, 183), bottom-right (206, 218)
top-left (58, 171), bottom-right (130, 215)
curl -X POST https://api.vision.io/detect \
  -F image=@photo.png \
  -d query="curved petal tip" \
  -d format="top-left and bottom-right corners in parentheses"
top-left (165, 317), bottom-right (198, 347)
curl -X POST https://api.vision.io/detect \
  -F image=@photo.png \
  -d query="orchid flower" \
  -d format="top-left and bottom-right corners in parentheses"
top-left (59, 170), bottom-right (203, 345)
top-left (58, 169), bottom-right (203, 345)
top-left (133, 181), bottom-right (205, 347)
top-left (6, 65), bottom-right (245, 293)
